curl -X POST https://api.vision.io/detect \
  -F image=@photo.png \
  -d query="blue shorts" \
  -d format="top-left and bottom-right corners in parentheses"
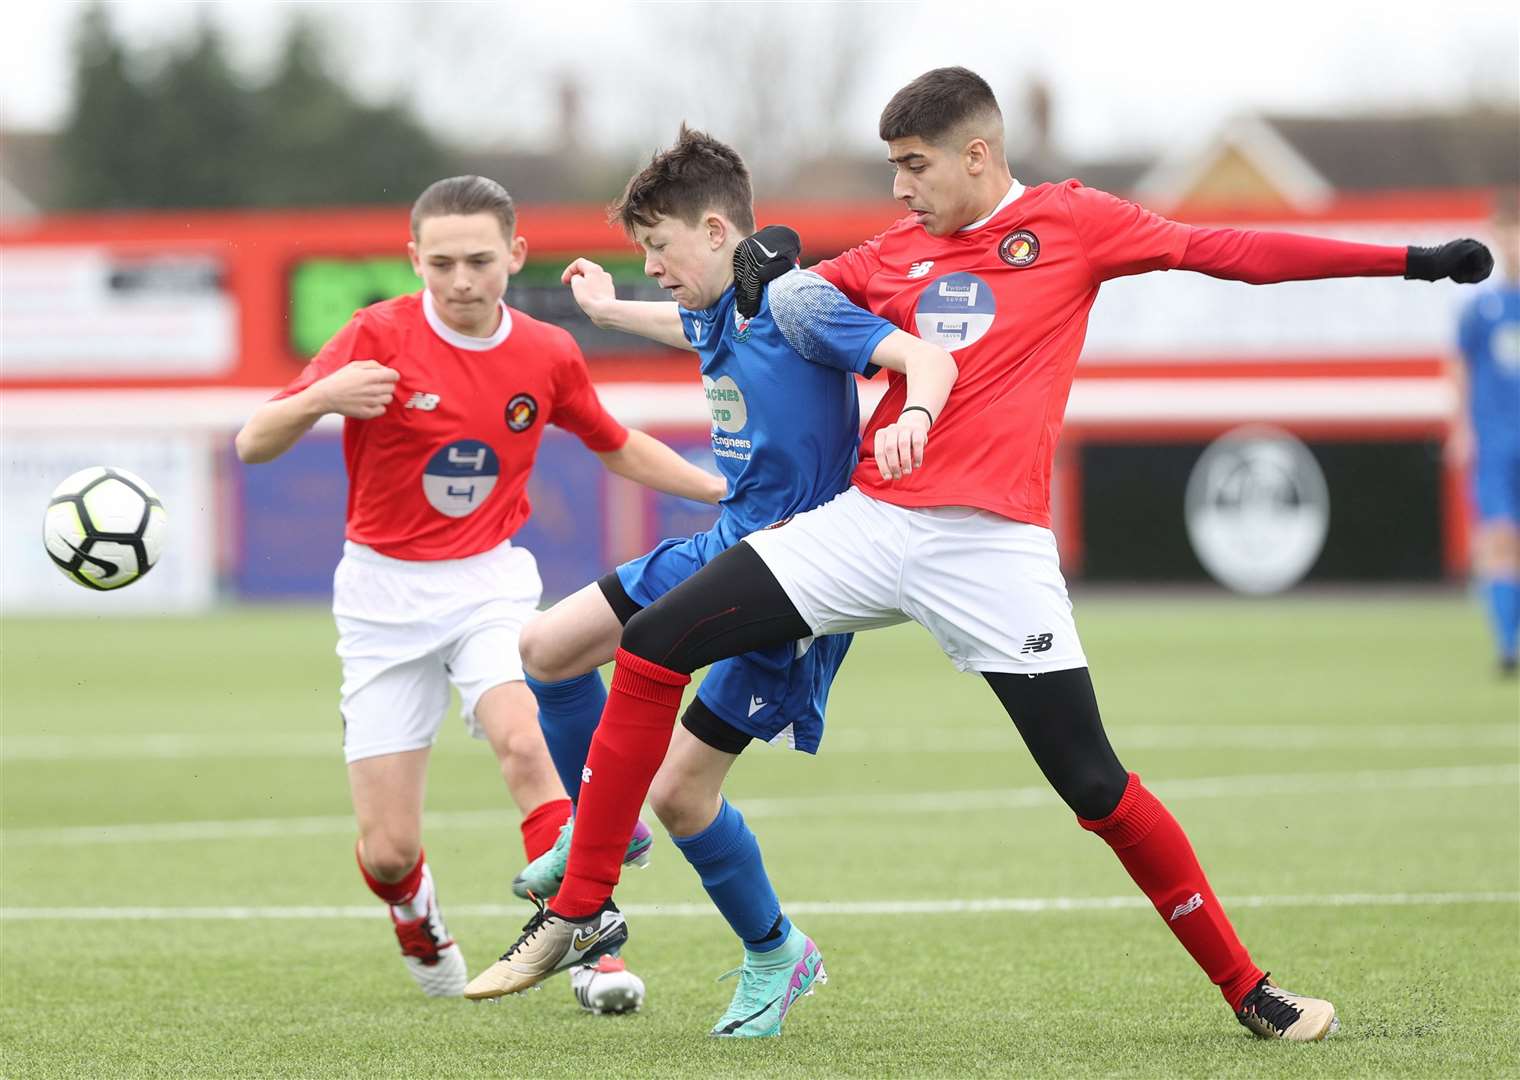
top-left (1472, 443), bottom-right (1520, 525)
top-left (617, 532), bottom-right (851, 753)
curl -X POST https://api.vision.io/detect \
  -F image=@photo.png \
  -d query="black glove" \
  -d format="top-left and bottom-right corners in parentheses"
top-left (734, 225), bottom-right (801, 318)
top-left (1405, 239), bottom-right (1494, 284)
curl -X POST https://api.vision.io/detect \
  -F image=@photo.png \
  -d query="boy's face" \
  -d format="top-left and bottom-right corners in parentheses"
top-left (408, 212), bottom-right (527, 336)
top-left (633, 213), bottom-right (731, 311)
top-left (887, 134), bottom-right (988, 237)
top-left (1496, 217), bottom-right (1520, 282)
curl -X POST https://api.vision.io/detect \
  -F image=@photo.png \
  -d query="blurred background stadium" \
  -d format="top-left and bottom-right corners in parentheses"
top-left (2, 4), bottom-right (1517, 1076)
top-left (2, 1), bottom-right (1518, 610)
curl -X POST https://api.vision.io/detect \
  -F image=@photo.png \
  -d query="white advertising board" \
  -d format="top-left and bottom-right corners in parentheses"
top-left (1, 247), bottom-right (237, 378)
top-left (1, 433), bottom-right (216, 613)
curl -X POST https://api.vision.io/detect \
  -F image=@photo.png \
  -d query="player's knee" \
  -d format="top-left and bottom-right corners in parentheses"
top-left (1061, 766), bottom-right (1129, 822)
top-left (486, 712), bottom-right (550, 769)
top-left (1487, 523), bottom-right (1520, 568)
top-left (360, 832), bottom-right (422, 882)
top-left (646, 771), bottom-right (684, 831)
top-left (619, 606), bottom-right (682, 670)
top-left (648, 772), bottom-right (715, 837)
top-left (518, 615), bottom-right (561, 682)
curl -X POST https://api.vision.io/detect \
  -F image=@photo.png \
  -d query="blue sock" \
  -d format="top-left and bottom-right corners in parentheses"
top-left (525, 672), bottom-right (606, 805)
top-left (1481, 577), bottom-right (1520, 661)
top-left (671, 799), bottom-right (792, 954)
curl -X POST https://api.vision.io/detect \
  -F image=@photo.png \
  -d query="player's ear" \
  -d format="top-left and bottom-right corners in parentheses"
top-left (706, 214), bottom-right (727, 251)
top-left (964, 137), bottom-right (989, 177)
top-left (507, 233), bottom-right (529, 273)
top-left (407, 239), bottom-right (422, 277)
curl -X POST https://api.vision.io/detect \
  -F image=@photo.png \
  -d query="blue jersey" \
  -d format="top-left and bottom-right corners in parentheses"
top-left (683, 270), bottom-right (895, 548)
top-left (611, 271), bottom-right (895, 752)
top-left (1458, 283), bottom-right (1520, 453)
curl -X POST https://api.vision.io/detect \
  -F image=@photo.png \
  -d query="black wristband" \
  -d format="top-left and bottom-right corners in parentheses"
top-left (899, 405), bottom-right (934, 428)
top-left (1404, 245), bottom-right (1439, 281)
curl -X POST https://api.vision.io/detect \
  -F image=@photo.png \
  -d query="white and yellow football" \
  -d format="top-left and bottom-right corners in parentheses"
top-left (43, 466), bottom-right (168, 590)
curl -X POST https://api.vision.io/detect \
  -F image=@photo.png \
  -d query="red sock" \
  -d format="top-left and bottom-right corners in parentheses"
top-left (521, 797), bottom-right (573, 862)
top-left (553, 649), bottom-right (688, 917)
top-left (1079, 773), bottom-right (1264, 1010)
top-left (356, 843), bottom-right (425, 906)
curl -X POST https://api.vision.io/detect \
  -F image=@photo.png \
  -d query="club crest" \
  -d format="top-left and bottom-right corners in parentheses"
top-left (998, 229), bottom-right (1040, 268)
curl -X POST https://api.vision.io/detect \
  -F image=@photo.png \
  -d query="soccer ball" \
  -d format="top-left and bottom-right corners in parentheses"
top-left (43, 467), bottom-right (167, 590)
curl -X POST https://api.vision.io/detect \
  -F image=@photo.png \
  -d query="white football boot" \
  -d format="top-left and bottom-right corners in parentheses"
top-left (570, 954), bottom-right (646, 1014)
top-left (387, 866), bottom-right (467, 997)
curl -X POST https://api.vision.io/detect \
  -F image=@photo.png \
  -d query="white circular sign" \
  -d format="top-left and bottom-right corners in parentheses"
top-left (422, 439), bottom-right (499, 518)
top-left (914, 271), bottom-right (996, 351)
top-left (1184, 425), bottom-right (1329, 595)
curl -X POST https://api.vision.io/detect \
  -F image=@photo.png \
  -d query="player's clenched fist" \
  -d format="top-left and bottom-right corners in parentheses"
top-left (562, 258), bottom-right (618, 325)
top-left (318, 360), bottom-right (400, 419)
top-left (874, 408), bottom-right (931, 481)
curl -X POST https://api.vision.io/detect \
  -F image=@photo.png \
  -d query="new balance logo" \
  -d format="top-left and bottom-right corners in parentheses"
top-left (907, 260), bottom-right (935, 279)
top-left (1169, 892), bottom-right (1204, 921)
top-left (748, 695), bottom-right (767, 717)
top-left (1020, 633), bottom-right (1054, 654)
top-left (405, 392), bottom-right (440, 410)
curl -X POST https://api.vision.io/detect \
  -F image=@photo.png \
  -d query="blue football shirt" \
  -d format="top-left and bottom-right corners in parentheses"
top-left (1458, 284), bottom-right (1520, 452)
top-left (681, 269), bottom-right (896, 547)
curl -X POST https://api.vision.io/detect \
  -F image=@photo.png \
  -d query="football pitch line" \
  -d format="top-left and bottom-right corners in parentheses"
top-left (1, 891), bottom-right (1515, 923)
top-left (2, 723), bottom-right (1514, 760)
top-left (1, 763), bottom-right (1514, 848)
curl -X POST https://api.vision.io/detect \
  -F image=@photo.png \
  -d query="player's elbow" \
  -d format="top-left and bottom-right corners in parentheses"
top-left (233, 428), bottom-right (259, 464)
top-left (594, 445), bottom-right (629, 478)
top-left (234, 426), bottom-right (274, 465)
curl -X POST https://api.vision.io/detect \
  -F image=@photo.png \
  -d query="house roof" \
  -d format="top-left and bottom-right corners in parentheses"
top-left (0, 130), bottom-right (55, 217)
top-left (1268, 110), bottom-right (1520, 192)
top-left (1136, 107), bottom-right (1520, 209)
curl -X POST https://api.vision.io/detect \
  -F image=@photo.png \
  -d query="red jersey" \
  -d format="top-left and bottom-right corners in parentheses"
top-left (275, 291), bottom-right (628, 560)
top-left (814, 180), bottom-right (1404, 526)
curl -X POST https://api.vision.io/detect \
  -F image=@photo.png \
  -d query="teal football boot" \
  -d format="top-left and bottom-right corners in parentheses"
top-left (710, 927), bottom-right (826, 1038)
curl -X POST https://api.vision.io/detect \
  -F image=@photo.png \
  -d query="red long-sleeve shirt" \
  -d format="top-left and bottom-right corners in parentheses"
top-left (812, 180), bottom-right (1406, 526)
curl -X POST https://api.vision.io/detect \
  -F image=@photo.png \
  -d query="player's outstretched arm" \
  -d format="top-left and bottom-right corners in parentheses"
top-left (235, 361), bottom-right (399, 464)
top-left (1178, 228), bottom-right (1494, 286)
top-left (561, 258), bottom-right (692, 351)
top-left (595, 429), bottom-right (726, 504)
top-left (867, 330), bottom-right (959, 481)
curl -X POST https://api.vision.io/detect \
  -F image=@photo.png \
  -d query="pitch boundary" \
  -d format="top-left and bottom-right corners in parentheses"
top-left (1, 891), bottom-right (1515, 923)
top-left (2, 763), bottom-right (1513, 848)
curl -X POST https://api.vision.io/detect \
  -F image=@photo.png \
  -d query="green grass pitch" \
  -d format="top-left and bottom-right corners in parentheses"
top-left (2, 594), bottom-right (1517, 1078)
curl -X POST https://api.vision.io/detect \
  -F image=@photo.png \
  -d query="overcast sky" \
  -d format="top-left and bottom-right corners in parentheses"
top-left (3, 1), bottom-right (1516, 163)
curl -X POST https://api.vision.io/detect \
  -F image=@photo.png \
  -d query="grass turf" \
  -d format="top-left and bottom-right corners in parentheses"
top-left (2, 594), bottom-right (1517, 1078)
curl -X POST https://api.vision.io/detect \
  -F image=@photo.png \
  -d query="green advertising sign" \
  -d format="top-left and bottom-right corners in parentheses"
top-left (287, 255), bottom-right (651, 359)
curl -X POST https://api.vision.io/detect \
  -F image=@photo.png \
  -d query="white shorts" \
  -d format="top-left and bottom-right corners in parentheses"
top-left (333, 538), bottom-right (542, 764)
top-left (742, 487), bottom-right (1087, 675)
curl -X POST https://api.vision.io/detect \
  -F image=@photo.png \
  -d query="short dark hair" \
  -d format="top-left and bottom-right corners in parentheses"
top-left (612, 124), bottom-right (756, 237)
top-left (411, 176), bottom-right (516, 240)
top-left (878, 66), bottom-right (1003, 147)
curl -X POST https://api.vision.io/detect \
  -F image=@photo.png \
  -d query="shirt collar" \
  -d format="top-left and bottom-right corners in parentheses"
top-left (422, 289), bottom-right (512, 351)
top-left (958, 179), bottom-right (1026, 233)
